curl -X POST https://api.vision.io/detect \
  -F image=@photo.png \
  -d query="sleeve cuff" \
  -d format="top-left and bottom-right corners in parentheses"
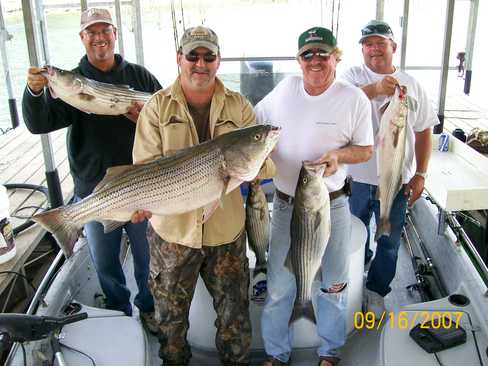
top-left (27, 86), bottom-right (44, 97)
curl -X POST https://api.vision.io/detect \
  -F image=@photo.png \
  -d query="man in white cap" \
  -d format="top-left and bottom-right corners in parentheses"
top-left (22, 8), bottom-right (161, 332)
top-left (131, 25), bottom-right (275, 366)
top-left (342, 20), bottom-right (438, 317)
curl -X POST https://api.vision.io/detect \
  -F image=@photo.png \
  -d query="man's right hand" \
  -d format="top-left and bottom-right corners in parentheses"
top-left (27, 67), bottom-right (48, 93)
top-left (374, 75), bottom-right (398, 97)
top-left (130, 209), bottom-right (152, 224)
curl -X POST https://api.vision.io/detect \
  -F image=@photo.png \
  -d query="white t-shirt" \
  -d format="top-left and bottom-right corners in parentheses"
top-left (254, 76), bottom-right (373, 196)
top-left (341, 64), bottom-right (439, 185)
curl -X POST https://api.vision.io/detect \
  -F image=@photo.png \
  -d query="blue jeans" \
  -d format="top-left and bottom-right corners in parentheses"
top-left (261, 194), bottom-right (351, 362)
top-left (76, 197), bottom-right (154, 315)
top-left (349, 181), bottom-right (408, 297)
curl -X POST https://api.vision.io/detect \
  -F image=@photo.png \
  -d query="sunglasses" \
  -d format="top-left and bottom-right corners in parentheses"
top-left (300, 50), bottom-right (330, 61)
top-left (361, 24), bottom-right (393, 37)
top-left (184, 51), bottom-right (218, 63)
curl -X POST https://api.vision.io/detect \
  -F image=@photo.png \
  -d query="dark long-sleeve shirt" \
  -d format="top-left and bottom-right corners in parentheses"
top-left (22, 54), bottom-right (162, 198)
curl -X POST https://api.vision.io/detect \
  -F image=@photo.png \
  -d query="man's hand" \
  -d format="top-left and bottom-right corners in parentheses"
top-left (305, 151), bottom-right (339, 177)
top-left (374, 75), bottom-right (398, 97)
top-left (27, 66), bottom-right (48, 94)
top-left (124, 101), bottom-right (145, 123)
top-left (405, 174), bottom-right (425, 207)
top-left (130, 209), bottom-right (152, 224)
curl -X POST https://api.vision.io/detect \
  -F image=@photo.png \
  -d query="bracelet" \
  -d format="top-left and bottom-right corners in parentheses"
top-left (415, 171), bottom-right (427, 179)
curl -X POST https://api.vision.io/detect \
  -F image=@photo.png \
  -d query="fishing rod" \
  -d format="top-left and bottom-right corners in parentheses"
top-left (406, 211), bottom-right (449, 298)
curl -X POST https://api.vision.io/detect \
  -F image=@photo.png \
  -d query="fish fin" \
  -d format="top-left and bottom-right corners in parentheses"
top-left (375, 187), bottom-right (380, 201)
top-left (114, 84), bottom-right (133, 90)
top-left (78, 93), bottom-right (96, 102)
top-left (379, 100), bottom-right (390, 115)
top-left (374, 218), bottom-right (391, 241)
top-left (284, 250), bottom-right (293, 273)
top-left (313, 211), bottom-right (323, 233)
top-left (314, 268), bottom-right (322, 282)
top-left (101, 220), bottom-right (126, 233)
top-left (219, 176), bottom-right (230, 206)
top-left (290, 302), bottom-right (316, 324)
top-left (253, 265), bottom-right (267, 278)
top-left (48, 87), bottom-right (58, 99)
top-left (202, 200), bottom-right (220, 223)
top-left (259, 207), bottom-right (268, 221)
top-left (32, 207), bottom-right (82, 257)
top-left (93, 165), bottom-right (136, 193)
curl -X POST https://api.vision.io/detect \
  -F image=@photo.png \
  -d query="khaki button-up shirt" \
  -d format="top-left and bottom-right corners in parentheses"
top-left (133, 77), bottom-right (275, 248)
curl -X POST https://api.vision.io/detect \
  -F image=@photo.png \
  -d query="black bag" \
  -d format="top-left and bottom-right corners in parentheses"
top-left (409, 317), bottom-right (467, 353)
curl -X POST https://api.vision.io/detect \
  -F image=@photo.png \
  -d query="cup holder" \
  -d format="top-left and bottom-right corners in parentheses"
top-left (448, 294), bottom-right (470, 307)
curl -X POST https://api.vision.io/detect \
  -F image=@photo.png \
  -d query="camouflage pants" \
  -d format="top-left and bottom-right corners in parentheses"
top-left (147, 224), bottom-right (251, 366)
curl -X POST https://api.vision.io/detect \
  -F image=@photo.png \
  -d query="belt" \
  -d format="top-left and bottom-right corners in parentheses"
top-left (276, 187), bottom-right (345, 204)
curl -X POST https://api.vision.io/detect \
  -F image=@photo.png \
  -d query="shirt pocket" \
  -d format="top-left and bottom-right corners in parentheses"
top-left (214, 118), bottom-right (244, 137)
top-left (161, 115), bottom-right (193, 153)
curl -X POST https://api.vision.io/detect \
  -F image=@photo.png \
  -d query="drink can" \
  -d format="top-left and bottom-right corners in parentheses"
top-left (438, 133), bottom-right (449, 152)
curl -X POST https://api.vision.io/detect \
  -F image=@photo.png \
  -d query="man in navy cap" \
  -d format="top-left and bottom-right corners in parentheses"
top-left (342, 20), bottom-right (438, 318)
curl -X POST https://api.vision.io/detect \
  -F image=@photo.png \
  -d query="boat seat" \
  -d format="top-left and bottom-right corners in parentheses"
top-left (58, 304), bottom-right (149, 365)
top-left (380, 290), bottom-right (488, 365)
top-left (187, 215), bottom-right (367, 351)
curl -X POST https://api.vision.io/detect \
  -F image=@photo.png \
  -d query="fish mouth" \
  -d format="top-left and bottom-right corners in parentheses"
top-left (41, 65), bottom-right (55, 77)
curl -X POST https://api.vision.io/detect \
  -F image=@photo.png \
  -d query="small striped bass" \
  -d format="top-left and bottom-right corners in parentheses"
top-left (245, 181), bottom-right (270, 277)
top-left (32, 125), bottom-right (280, 257)
top-left (285, 163), bottom-right (331, 323)
top-left (42, 65), bottom-right (152, 115)
top-left (376, 85), bottom-right (408, 240)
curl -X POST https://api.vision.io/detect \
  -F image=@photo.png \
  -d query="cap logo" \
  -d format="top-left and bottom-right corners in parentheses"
top-left (305, 30), bottom-right (323, 43)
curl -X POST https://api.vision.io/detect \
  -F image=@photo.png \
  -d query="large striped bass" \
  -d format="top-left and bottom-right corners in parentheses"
top-left (376, 85), bottom-right (408, 240)
top-left (285, 163), bottom-right (331, 323)
top-left (33, 125), bottom-right (280, 256)
top-left (245, 181), bottom-right (270, 278)
top-left (41, 65), bottom-right (152, 115)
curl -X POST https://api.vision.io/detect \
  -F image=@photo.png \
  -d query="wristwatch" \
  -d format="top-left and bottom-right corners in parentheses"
top-left (415, 171), bottom-right (427, 179)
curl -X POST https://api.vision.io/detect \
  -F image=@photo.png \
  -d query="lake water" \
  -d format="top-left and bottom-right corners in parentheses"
top-left (0, 0), bottom-right (487, 131)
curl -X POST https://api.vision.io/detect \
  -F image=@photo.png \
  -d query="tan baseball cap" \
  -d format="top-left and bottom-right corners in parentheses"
top-left (180, 26), bottom-right (219, 55)
top-left (80, 8), bottom-right (115, 32)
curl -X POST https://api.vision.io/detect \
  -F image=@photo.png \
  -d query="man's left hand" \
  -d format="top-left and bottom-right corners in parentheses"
top-left (405, 175), bottom-right (425, 207)
top-left (124, 101), bottom-right (145, 123)
top-left (305, 151), bottom-right (339, 177)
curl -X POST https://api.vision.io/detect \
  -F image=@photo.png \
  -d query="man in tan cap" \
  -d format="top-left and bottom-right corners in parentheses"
top-left (131, 25), bottom-right (275, 366)
top-left (22, 8), bottom-right (161, 333)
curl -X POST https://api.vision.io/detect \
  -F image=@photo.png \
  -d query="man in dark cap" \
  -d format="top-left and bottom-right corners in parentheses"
top-left (256, 26), bottom-right (373, 366)
top-left (342, 20), bottom-right (438, 319)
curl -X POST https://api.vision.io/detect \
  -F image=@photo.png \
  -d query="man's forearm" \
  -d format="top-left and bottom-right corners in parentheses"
top-left (335, 144), bottom-right (373, 164)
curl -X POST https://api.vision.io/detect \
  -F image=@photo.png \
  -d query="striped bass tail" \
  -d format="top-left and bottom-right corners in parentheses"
top-left (253, 265), bottom-right (267, 278)
top-left (32, 207), bottom-right (83, 257)
top-left (375, 217), bottom-right (391, 241)
top-left (290, 301), bottom-right (316, 323)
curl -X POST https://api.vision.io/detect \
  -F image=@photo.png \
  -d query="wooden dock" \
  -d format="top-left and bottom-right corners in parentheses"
top-left (0, 125), bottom-right (72, 299)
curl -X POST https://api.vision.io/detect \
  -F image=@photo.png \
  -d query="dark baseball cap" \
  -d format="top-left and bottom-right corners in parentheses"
top-left (359, 20), bottom-right (394, 43)
top-left (297, 27), bottom-right (336, 57)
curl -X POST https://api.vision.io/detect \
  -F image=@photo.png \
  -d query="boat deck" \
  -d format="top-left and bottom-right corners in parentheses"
top-left (0, 126), bottom-right (73, 303)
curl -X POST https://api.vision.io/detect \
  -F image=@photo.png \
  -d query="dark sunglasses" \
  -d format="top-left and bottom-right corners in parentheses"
top-left (300, 50), bottom-right (330, 61)
top-left (184, 51), bottom-right (217, 63)
top-left (361, 24), bottom-right (393, 37)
